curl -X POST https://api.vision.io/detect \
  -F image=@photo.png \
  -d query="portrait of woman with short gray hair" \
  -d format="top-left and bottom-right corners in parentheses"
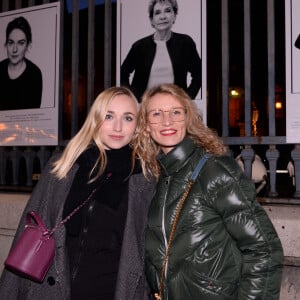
top-left (121, 0), bottom-right (202, 102)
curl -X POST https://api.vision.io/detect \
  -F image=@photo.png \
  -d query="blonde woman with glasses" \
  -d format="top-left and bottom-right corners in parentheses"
top-left (133, 83), bottom-right (283, 300)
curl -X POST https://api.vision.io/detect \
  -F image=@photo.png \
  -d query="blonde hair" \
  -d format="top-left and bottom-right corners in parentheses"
top-left (52, 86), bottom-right (138, 181)
top-left (132, 83), bottom-right (227, 179)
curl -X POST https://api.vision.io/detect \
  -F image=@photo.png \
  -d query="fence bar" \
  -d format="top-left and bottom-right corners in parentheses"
top-left (1, 0), bottom-right (9, 11)
top-left (0, 148), bottom-right (8, 185)
top-left (71, 0), bottom-right (79, 136)
top-left (87, 0), bottom-right (95, 109)
top-left (221, 0), bottom-right (229, 137)
top-left (241, 146), bottom-right (255, 180)
top-left (15, 0), bottom-right (21, 9)
top-left (267, 0), bottom-right (276, 136)
top-left (10, 147), bottom-right (21, 185)
top-left (37, 146), bottom-right (51, 171)
top-left (24, 147), bottom-right (35, 186)
top-left (291, 145), bottom-right (300, 198)
top-left (244, 0), bottom-right (252, 137)
top-left (266, 145), bottom-right (279, 197)
top-left (104, 0), bottom-right (112, 88)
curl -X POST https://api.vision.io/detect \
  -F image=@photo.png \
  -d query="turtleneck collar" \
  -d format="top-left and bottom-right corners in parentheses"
top-left (76, 144), bottom-right (140, 182)
top-left (105, 145), bottom-right (133, 178)
top-left (157, 137), bottom-right (203, 176)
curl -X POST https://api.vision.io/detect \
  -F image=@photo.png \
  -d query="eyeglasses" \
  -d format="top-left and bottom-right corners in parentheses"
top-left (147, 107), bottom-right (186, 124)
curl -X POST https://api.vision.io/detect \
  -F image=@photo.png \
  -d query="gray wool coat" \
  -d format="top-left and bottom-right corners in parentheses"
top-left (0, 155), bottom-right (156, 300)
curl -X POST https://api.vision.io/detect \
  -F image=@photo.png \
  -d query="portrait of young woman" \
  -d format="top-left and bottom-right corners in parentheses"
top-left (0, 16), bottom-right (43, 111)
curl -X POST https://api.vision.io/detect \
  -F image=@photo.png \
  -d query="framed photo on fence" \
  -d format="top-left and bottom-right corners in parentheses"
top-left (285, 0), bottom-right (300, 142)
top-left (0, 2), bottom-right (61, 146)
top-left (116, 0), bottom-right (207, 122)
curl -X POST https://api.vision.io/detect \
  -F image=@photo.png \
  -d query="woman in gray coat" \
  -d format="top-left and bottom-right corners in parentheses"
top-left (0, 87), bottom-right (156, 300)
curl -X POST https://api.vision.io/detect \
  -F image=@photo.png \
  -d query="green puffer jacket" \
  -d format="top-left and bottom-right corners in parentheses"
top-left (145, 137), bottom-right (283, 300)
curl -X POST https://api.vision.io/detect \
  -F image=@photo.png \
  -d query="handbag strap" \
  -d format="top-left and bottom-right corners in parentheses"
top-left (154, 154), bottom-right (211, 300)
top-left (27, 172), bottom-right (112, 236)
top-left (49, 172), bottom-right (112, 235)
top-left (26, 211), bottom-right (48, 233)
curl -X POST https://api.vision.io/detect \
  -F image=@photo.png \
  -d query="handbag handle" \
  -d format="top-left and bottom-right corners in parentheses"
top-left (26, 211), bottom-right (49, 233)
top-left (153, 154), bottom-right (211, 300)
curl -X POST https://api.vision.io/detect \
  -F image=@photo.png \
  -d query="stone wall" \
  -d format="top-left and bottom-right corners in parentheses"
top-left (0, 193), bottom-right (299, 299)
top-left (0, 193), bottom-right (29, 275)
top-left (264, 204), bottom-right (300, 300)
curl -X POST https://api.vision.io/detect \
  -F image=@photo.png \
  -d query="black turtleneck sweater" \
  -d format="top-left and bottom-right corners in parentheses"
top-left (63, 145), bottom-right (136, 300)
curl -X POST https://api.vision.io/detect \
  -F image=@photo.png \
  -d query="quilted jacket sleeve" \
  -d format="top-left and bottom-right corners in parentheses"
top-left (208, 157), bottom-right (284, 300)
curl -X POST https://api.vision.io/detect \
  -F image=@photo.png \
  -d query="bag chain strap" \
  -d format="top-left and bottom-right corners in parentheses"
top-left (153, 154), bottom-right (211, 300)
top-left (153, 180), bottom-right (194, 300)
top-left (49, 172), bottom-right (112, 235)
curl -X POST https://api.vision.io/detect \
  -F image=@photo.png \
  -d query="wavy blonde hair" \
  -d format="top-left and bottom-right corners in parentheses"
top-left (132, 83), bottom-right (227, 179)
top-left (52, 86), bottom-right (139, 181)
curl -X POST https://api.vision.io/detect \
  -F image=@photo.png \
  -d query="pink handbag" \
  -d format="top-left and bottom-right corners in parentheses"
top-left (4, 211), bottom-right (55, 282)
top-left (4, 176), bottom-right (111, 283)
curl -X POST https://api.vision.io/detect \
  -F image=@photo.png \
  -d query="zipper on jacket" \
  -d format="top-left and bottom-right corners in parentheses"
top-left (161, 175), bottom-right (171, 282)
top-left (71, 198), bottom-right (95, 281)
top-left (71, 173), bottom-right (111, 281)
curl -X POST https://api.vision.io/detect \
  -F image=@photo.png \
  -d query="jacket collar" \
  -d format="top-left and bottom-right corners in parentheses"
top-left (157, 137), bottom-right (197, 176)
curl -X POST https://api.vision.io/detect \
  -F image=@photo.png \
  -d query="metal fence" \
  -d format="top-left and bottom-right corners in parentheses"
top-left (0, 0), bottom-right (299, 200)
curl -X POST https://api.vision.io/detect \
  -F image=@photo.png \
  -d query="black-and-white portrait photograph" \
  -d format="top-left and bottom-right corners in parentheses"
top-left (291, 0), bottom-right (300, 94)
top-left (0, 16), bottom-right (43, 111)
top-left (117, 0), bottom-right (206, 120)
top-left (285, 0), bottom-right (300, 142)
top-left (0, 3), bottom-right (60, 146)
top-left (295, 34), bottom-right (300, 49)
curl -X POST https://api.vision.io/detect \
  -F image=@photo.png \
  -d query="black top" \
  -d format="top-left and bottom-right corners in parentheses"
top-left (63, 145), bottom-right (136, 299)
top-left (121, 32), bottom-right (202, 101)
top-left (0, 58), bottom-right (42, 110)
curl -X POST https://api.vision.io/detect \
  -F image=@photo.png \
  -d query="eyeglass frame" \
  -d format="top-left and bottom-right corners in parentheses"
top-left (147, 107), bottom-right (187, 124)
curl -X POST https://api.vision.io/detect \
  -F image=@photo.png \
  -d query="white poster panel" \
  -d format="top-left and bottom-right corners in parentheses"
top-left (116, 0), bottom-right (207, 122)
top-left (0, 3), bottom-right (60, 145)
top-left (286, 0), bottom-right (300, 142)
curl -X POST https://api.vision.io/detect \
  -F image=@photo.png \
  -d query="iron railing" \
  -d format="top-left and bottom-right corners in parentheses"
top-left (0, 0), bottom-right (299, 199)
